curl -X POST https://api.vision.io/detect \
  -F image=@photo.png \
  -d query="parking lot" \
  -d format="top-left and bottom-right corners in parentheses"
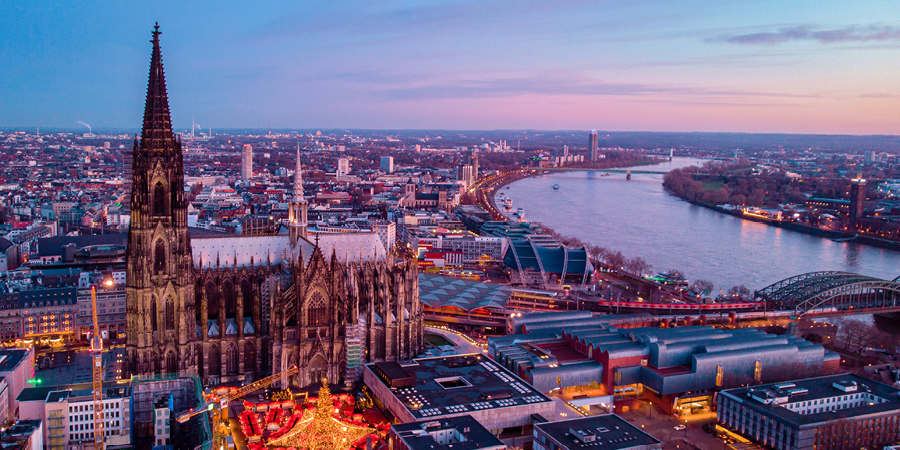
top-left (617, 401), bottom-right (730, 450)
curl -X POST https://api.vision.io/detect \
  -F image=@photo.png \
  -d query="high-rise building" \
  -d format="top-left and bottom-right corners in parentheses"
top-left (562, 145), bottom-right (569, 157)
top-left (589, 130), bottom-right (599, 162)
top-left (380, 156), bottom-right (394, 174)
top-left (337, 156), bottom-right (350, 177)
top-left (469, 150), bottom-right (479, 180)
top-left (850, 178), bottom-right (866, 230)
top-left (457, 164), bottom-right (474, 186)
top-left (241, 144), bottom-right (253, 181)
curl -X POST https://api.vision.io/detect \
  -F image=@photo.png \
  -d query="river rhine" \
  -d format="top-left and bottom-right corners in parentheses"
top-left (499, 158), bottom-right (900, 293)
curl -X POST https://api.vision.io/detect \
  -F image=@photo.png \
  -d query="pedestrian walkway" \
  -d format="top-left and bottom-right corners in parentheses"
top-left (423, 326), bottom-right (483, 355)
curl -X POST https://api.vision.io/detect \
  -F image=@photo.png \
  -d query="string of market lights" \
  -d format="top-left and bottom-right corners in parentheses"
top-left (267, 378), bottom-right (377, 450)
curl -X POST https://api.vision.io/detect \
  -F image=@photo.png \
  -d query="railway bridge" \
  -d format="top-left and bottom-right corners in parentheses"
top-left (754, 271), bottom-right (900, 318)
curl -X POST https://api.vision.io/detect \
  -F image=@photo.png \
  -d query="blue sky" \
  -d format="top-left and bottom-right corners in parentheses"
top-left (2, 1), bottom-right (899, 133)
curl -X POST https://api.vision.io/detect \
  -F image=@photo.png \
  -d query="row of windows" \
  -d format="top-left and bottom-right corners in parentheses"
top-left (27, 314), bottom-right (72, 320)
top-left (70, 429), bottom-right (121, 441)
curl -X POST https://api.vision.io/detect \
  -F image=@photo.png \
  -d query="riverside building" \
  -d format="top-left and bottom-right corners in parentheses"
top-left (718, 374), bottom-right (900, 450)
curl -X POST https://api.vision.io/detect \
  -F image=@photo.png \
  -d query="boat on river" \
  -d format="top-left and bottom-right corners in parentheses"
top-left (552, 184), bottom-right (560, 190)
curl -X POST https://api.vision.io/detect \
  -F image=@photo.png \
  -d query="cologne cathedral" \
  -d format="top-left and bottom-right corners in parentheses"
top-left (125, 24), bottom-right (423, 387)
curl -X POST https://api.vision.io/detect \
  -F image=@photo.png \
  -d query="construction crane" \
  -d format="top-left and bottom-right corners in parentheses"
top-left (176, 365), bottom-right (299, 447)
top-left (91, 278), bottom-right (113, 450)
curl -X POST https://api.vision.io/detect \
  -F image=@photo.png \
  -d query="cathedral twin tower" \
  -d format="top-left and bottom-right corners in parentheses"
top-left (125, 24), bottom-right (423, 387)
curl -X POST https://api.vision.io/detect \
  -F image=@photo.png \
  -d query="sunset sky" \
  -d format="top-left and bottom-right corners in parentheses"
top-left (2, 0), bottom-right (900, 133)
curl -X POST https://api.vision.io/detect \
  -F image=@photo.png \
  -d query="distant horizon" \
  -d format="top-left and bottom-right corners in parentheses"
top-left (3, 126), bottom-right (900, 139)
top-left (3, 1), bottom-right (900, 134)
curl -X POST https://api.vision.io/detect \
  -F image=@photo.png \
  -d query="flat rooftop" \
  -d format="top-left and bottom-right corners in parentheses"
top-left (392, 415), bottom-right (503, 450)
top-left (366, 354), bottom-right (552, 420)
top-left (721, 374), bottom-right (900, 426)
top-left (535, 414), bottom-right (661, 450)
top-left (0, 349), bottom-right (29, 373)
top-left (18, 382), bottom-right (131, 403)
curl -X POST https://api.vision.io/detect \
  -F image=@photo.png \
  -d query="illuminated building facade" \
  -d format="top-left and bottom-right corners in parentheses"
top-left (491, 315), bottom-right (839, 416)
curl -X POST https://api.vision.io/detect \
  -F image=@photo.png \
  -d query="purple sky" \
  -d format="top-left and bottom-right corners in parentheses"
top-left (2, 1), bottom-right (900, 133)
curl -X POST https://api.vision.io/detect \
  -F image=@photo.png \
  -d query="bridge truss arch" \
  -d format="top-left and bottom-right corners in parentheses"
top-left (755, 271), bottom-right (900, 317)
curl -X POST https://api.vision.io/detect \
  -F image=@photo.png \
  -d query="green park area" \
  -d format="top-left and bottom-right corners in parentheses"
top-left (424, 333), bottom-right (455, 347)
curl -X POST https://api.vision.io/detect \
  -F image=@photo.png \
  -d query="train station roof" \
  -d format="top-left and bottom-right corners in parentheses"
top-left (418, 274), bottom-right (513, 311)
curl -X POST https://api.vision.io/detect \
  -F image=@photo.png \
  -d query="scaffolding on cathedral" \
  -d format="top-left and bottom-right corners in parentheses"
top-left (262, 379), bottom-right (379, 450)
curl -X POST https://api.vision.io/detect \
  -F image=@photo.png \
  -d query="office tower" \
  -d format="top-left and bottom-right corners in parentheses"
top-left (469, 150), bottom-right (479, 180)
top-left (241, 144), bottom-right (253, 181)
top-left (457, 165), bottom-right (474, 186)
top-left (589, 130), bottom-right (599, 162)
top-left (380, 156), bottom-right (394, 174)
top-left (337, 156), bottom-right (350, 177)
top-left (562, 145), bottom-right (569, 157)
top-left (850, 178), bottom-right (866, 230)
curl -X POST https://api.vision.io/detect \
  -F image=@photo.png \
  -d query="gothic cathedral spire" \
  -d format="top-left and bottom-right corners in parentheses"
top-left (288, 143), bottom-right (308, 246)
top-left (126, 23), bottom-right (196, 378)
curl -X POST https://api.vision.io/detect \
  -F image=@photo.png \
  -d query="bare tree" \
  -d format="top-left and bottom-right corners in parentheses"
top-left (586, 245), bottom-right (607, 261)
top-left (606, 251), bottom-right (626, 271)
top-left (626, 257), bottom-right (652, 276)
top-left (727, 285), bottom-right (751, 299)
top-left (690, 279), bottom-right (714, 296)
top-left (834, 318), bottom-right (868, 352)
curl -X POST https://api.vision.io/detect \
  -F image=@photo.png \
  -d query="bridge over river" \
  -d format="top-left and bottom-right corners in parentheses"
top-left (540, 167), bottom-right (670, 175)
top-left (588, 271), bottom-right (900, 320)
top-left (754, 271), bottom-right (900, 318)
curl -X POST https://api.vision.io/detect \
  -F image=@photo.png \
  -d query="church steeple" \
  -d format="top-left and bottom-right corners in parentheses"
top-left (288, 143), bottom-right (308, 246)
top-left (141, 22), bottom-right (176, 156)
top-left (126, 23), bottom-right (196, 379)
top-left (293, 144), bottom-right (304, 198)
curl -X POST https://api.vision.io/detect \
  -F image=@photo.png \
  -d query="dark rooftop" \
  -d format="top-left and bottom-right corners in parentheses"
top-left (535, 414), bottom-right (661, 450)
top-left (18, 381), bottom-right (130, 403)
top-left (0, 349), bottom-right (30, 373)
top-left (721, 374), bottom-right (900, 426)
top-left (367, 354), bottom-right (552, 419)
top-left (392, 415), bottom-right (503, 450)
top-left (187, 227), bottom-right (230, 238)
top-left (1, 419), bottom-right (41, 445)
top-left (37, 234), bottom-right (126, 257)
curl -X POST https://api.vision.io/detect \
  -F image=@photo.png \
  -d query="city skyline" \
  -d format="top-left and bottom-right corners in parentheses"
top-left (2, 1), bottom-right (900, 134)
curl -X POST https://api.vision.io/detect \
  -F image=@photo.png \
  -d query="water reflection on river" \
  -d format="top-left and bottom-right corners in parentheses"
top-left (500, 158), bottom-right (900, 292)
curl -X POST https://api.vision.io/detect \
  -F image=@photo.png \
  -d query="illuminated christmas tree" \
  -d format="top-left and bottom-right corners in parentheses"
top-left (268, 378), bottom-right (375, 450)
